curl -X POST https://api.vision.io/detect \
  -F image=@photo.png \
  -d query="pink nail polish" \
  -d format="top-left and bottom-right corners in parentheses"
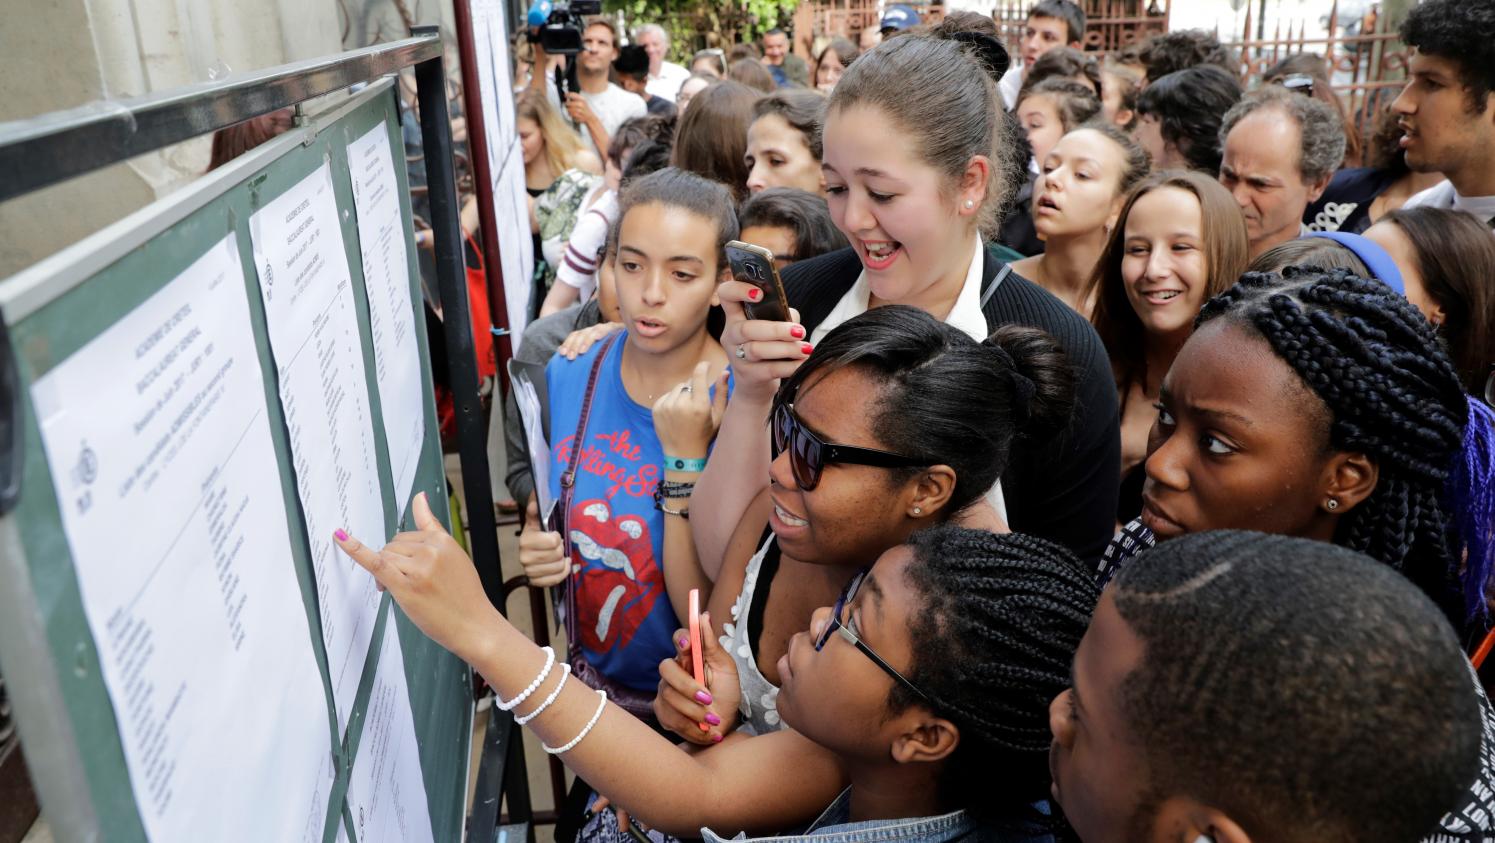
top-left (698, 722), bottom-right (709, 732)
top-left (790, 325), bottom-right (805, 339)
top-left (695, 690), bottom-right (713, 704)
top-left (748, 288), bottom-right (761, 300)
top-left (712, 733), bottom-right (723, 743)
top-left (801, 343), bottom-right (814, 356)
top-left (334, 529), bottom-right (349, 542)
top-left (677, 635), bottom-right (688, 649)
top-left (705, 712), bottom-right (721, 725)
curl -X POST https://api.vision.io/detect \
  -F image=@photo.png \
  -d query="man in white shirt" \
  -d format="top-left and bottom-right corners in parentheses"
top-left (634, 23), bottom-right (689, 102)
top-left (998, 0), bottom-right (1087, 111)
top-left (1393, 0), bottom-right (1495, 231)
top-left (529, 18), bottom-right (646, 161)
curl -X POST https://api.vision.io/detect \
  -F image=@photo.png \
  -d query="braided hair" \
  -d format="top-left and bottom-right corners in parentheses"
top-left (1195, 265), bottom-right (1486, 621)
top-left (897, 526), bottom-right (1100, 826)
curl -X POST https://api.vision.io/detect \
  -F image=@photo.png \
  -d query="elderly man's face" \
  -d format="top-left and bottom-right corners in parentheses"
top-left (637, 29), bottom-right (667, 74)
top-left (1219, 110), bottom-right (1329, 258)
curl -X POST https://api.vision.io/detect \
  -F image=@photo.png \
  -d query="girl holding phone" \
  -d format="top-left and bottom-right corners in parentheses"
top-left (337, 508), bottom-right (1097, 841)
top-left (651, 306), bottom-right (1074, 746)
top-left (696, 28), bottom-right (1122, 574)
top-left (517, 167), bottom-right (733, 699)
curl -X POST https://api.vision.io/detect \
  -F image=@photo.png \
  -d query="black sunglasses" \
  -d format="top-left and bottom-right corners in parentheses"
top-left (771, 403), bottom-right (927, 491)
top-left (815, 569), bottom-right (934, 703)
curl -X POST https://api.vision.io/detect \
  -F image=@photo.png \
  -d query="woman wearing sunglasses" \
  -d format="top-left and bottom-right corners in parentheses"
top-left (693, 31), bottom-right (1122, 583)
top-left (648, 305), bottom-right (1075, 749)
top-left (338, 505), bottom-right (1098, 840)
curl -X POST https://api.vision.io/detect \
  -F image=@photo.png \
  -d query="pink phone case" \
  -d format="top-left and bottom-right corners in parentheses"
top-left (689, 589), bottom-right (705, 687)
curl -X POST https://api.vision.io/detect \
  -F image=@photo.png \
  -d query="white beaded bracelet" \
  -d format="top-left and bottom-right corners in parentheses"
top-left (515, 664), bottom-right (571, 726)
top-left (497, 646), bottom-right (554, 711)
top-left (543, 689), bottom-right (607, 754)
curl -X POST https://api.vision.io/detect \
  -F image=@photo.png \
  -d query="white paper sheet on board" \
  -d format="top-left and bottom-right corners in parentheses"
top-left (337, 614), bottom-right (436, 843)
top-left (471, 0), bottom-right (505, 177)
top-left (31, 232), bottom-right (334, 843)
top-left (250, 162), bottom-right (388, 734)
top-left (348, 123), bottom-right (426, 520)
top-left (495, 140), bottom-right (535, 343)
top-left (481, 0), bottom-right (516, 149)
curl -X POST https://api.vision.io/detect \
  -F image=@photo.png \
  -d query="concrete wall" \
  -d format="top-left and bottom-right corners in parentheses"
top-left (0, 0), bottom-right (347, 276)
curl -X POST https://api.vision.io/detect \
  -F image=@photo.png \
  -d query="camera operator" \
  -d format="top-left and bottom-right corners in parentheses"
top-left (528, 16), bottom-right (645, 161)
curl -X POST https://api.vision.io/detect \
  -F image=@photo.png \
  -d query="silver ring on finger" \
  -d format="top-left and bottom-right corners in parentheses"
top-left (680, 384), bottom-right (693, 394)
top-left (736, 343), bottom-right (748, 360)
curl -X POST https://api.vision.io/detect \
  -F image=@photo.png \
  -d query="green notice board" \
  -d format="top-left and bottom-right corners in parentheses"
top-left (0, 80), bottom-right (471, 842)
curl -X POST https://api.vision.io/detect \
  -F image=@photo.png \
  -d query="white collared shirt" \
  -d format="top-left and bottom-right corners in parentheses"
top-left (646, 61), bottom-right (691, 101)
top-left (809, 236), bottom-right (1005, 517)
top-left (999, 64), bottom-right (1023, 111)
top-left (811, 235), bottom-right (989, 344)
top-left (1403, 180), bottom-right (1495, 232)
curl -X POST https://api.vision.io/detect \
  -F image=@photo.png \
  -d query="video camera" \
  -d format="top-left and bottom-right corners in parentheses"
top-left (526, 0), bottom-right (604, 56)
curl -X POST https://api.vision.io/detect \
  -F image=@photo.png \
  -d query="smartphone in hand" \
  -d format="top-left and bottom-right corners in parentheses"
top-left (688, 588), bottom-right (705, 687)
top-left (725, 240), bottom-right (791, 322)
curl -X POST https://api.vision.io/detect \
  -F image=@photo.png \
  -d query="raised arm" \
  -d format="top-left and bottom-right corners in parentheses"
top-left (335, 494), bottom-right (844, 836)
top-left (689, 280), bottom-right (809, 577)
top-left (651, 362), bottom-right (731, 621)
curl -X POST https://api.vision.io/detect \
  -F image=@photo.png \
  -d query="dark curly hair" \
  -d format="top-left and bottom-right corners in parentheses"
top-left (737, 187), bottom-right (848, 262)
top-left (898, 526), bottom-right (1099, 826)
top-left (1113, 530), bottom-right (1482, 843)
top-left (1401, 0), bottom-right (1495, 113)
top-left (776, 306), bottom-right (1076, 514)
top-left (1139, 29), bottom-right (1236, 82)
top-left (1196, 266), bottom-right (1476, 621)
top-left (1136, 65), bottom-right (1243, 173)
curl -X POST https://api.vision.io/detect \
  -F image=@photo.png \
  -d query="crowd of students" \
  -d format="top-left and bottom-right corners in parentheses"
top-left (338, 0), bottom-right (1495, 840)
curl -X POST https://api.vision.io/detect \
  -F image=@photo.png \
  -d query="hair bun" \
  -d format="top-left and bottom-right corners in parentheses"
top-left (943, 30), bottom-right (1011, 81)
top-left (985, 325), bottom-right (1076, 440)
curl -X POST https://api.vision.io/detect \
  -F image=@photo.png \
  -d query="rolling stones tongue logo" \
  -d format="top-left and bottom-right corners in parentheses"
top-left (569, 498), bottom-right (662, 653)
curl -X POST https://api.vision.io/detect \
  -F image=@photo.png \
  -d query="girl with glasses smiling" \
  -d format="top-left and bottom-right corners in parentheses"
top-left (647, 305), bottom-right (1075, 749)
top-left (337, 508), bottom-right (1098, 841)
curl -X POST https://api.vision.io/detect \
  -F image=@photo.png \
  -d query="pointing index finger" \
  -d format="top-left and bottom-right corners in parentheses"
top-left (334, 530), bottom-right (406, 589)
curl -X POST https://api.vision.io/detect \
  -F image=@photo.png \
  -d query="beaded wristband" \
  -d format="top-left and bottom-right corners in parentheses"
top-left (497, 646), bottom-right (554, 711)
top-left (653, 485), bottom-right (691, 519)
top-left (543, 689), bottom-right (608, 754)
top-left (659, 480), bottom-right (696, 498)
top-left (664, 455), bottom-right (707, 473)
top-left (515, 664), bottom-right (571, 726)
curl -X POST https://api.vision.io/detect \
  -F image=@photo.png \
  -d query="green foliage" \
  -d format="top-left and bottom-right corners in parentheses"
top-left (604, 0), bottom-right (800, 58)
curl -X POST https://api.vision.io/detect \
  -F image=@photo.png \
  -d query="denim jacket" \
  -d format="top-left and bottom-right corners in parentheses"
top-left (699, 789), bottom-right (1053, 843)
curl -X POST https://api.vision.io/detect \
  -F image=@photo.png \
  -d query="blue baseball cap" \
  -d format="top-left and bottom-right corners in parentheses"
top-left (1304, 231), bottom-right (1405, 295)
top-left (880, 4), bottom-right (920, 32)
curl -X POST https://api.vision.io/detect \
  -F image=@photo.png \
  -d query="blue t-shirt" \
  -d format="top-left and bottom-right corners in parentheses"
top-left (546, 336), bottom-right (728, 691)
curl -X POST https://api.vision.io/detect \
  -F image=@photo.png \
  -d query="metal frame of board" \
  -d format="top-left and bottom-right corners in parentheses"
top-left (0, 30), bottom-right (532, 843)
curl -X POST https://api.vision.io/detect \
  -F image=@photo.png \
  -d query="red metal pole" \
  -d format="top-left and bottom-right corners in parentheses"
top-left (452, 0), bottom-right (516, 398)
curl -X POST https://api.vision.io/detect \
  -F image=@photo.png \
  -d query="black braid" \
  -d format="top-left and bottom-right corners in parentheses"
top-left (1196, 266), bottom-right (1470, 621)
top-left (895, 526), bottom-right (1100, 827)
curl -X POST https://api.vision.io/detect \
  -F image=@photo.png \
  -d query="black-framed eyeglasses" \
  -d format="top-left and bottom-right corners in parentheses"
top-left (771, 403), bottom-right (927, 491)
top-left (815, 569), bottom-right (934, 703)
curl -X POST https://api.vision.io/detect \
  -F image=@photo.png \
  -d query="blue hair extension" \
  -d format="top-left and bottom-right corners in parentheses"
top-left (1450, 396), bottom-right (1495, 622)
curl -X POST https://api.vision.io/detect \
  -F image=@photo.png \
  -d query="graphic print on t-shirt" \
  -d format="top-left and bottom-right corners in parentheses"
top-left (567, 496), bottom-right (662, 653)
top-left (547, 338), bottom-right (731, 691)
